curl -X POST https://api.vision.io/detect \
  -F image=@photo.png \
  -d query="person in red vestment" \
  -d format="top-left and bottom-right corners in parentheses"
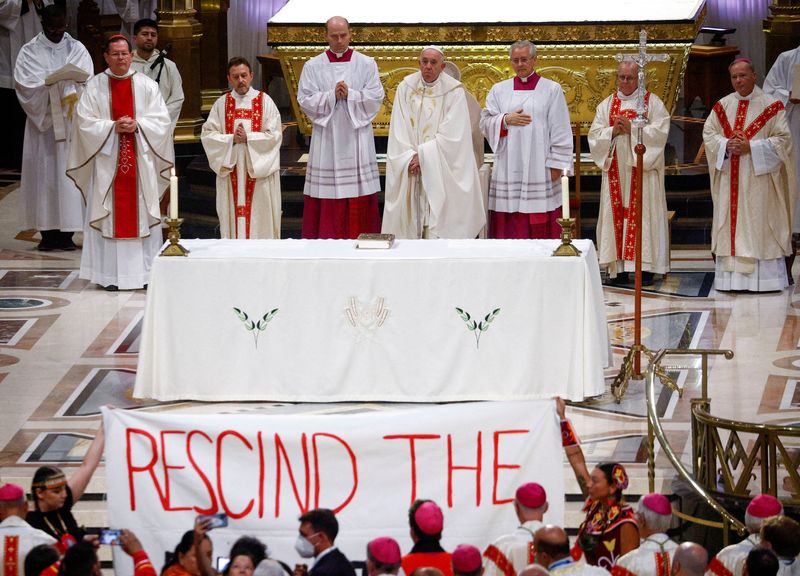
top-left (402, 500), bottom-right (453, 576)
top-left (556, 398), bottom-right (639, 569)
top-left (67, 35), bottom-right (173, 291)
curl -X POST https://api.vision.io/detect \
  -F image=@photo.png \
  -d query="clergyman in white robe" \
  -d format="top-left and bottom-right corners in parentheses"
top-left (703, 59), bottom-right (796, 292)
top-left (0, 0), bottom-right (51, 89)
top-left (202, 70), bottom-right (282, 239)
top-left (382, 47), bottom-right (484, 239)
top-left (67, 37), bottom-right (173, 290)
top-left (480, 41), bottom-right (572, 239)
top-left (298, 16), bottom-right (383, 239)
top-left (14, 7), bottom-right (92, 249)
top-left (588, 64), bottom-right (671, 279)
top-left (764, 45), bottom-right (800, 233)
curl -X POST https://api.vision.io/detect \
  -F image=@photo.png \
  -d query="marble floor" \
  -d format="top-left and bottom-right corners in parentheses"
top-left (0, 174), bottom-right (798, 534)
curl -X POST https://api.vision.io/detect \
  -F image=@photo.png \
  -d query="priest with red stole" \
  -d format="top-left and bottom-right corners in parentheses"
top-left (201, 56), bottom-right (282, 239)
top-left (703, 57), bottom-right (796, 292)
top-left (297, 15), bottom-right (384, 239)
top-left (67, 35), bottom-right (173, 291)
top-left (480, 41), bottom-right (573, 239)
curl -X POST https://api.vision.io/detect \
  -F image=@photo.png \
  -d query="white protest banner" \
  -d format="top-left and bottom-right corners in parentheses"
top-left (103, 401), bottom-right (563, 576)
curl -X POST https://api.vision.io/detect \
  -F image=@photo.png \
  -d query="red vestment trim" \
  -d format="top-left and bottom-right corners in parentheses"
top-left (225, 91), bottom-right (263, 239)
top-left (607, 91), bottom-right (650, 261)
top-left (325, 48), bottom-right (354, 62)
top-left (109, 75), bottom-right (138, 239)
top-left (3, 536), bottom-right (19, 576)
top-left (655, 551), bottom-right (671, 576)
top-left (483, 545), bottom-right (517, 576)
top-left (611, 565), bottom-right (637, 576)
top-left (706, 557), bottom-right (734, 576)
top-left (712, 98), bottom-right (784, 256)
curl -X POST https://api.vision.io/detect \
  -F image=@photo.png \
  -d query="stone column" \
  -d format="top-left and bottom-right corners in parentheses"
top-left (194, 0), bottom-right (229, 112)
top-left (764, 0), bottom-right (800, 73)
top-left (157, 0), bottom-right (204, 142)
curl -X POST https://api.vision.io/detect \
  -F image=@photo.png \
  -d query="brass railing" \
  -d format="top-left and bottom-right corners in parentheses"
top-left (643, 348), bottom-right (748, 543)
top-left (691, 400), bottom-right (800, 504)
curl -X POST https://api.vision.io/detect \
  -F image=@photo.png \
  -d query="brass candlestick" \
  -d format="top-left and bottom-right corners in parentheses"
top-left (160, 218), bottom-right (190, 257)
top-left (552, 217), bottom-right (581, 257)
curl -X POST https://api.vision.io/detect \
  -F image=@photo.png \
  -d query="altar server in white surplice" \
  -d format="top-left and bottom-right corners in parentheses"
top-left (0, 0), bottom-right (50, 90)
top-left (67, 35), bottom-right (173, 291)
top-left (703, 58), bottom-right (796, 292)
top-left (480, 41), bottom-right (573, 239)
top-left (588, 60), bottom-right (671, 282)
top-left (298, 15), bottom-right (383, 239)
top-left (614, 494), bottom-right (677, 576)
top-left (382, 46), bottom-right (485, 239)
top-left (14, 5), bottom-right (92, 251)
top-left (202, 56), bottom-right (282, 239)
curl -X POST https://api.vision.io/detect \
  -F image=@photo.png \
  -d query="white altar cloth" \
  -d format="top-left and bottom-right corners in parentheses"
top-left (133, 239), bottom-right (609, 402)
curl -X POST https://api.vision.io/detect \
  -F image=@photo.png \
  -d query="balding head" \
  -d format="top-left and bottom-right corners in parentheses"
top-left (519, 565), bottom-right (549, 576)
top-left (533, 525), bottom-right (570, 568)
top-left (325, 16), bottom-right (351, 53)
top-left (671, 543), bottom-right (708, 576)
top-left (617, 60), bottom-right (638, 96)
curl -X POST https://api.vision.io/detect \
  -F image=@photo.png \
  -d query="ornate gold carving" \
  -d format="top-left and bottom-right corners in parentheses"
top-left (275, 43), bottom-right (691, 136)
top-left (269, 22), bottom-right (703, 44)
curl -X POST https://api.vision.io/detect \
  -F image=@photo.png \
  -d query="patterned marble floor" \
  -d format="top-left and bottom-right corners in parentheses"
top-left (0, 180), bottom-right (798, 532)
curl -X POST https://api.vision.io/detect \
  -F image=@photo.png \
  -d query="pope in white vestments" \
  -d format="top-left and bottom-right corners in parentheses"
top-left (480, 41), bottom-right (573, 239)
top-left (202, 57), bottom-right (282, 240)
top-left (298, 16), bottom-right (383, 239)
top-left (588, 61), bottom-right (671, 281)
top-left (14, 5), bottom-right (92, 251)
top-left (382, 46), bottom-right (485, 239)
top-left (67, 35), bottom-right (173, 291)
top-left (703, 58), bottom-right (796, 292)
top-left (130, 18), bottom-right (184, 130)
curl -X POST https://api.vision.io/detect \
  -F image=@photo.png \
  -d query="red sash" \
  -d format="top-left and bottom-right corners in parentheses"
top-left (3, 535), bottom-right (19, 576)
top-left (706, 557), bottom-right (735, 576)
top-left (483, 544), bottom-right (517, 576)
top-left (655, 552), bottom-right (671, 576)
top-left (712, 98), bottom-right (784, 256)
top-left (109, 75), bottom-right (138, 239)
top-left (607, 92), bottom-right (650, 261)
top-left (225, 91), bottom-right (263, 239)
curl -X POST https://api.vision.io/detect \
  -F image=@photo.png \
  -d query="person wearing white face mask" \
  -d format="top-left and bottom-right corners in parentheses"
top-left (292, 508), bottom-right (355, 576)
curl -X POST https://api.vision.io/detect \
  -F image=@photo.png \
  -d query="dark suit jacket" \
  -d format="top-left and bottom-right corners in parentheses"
top-left (309, 548), bottom-right (357, 576)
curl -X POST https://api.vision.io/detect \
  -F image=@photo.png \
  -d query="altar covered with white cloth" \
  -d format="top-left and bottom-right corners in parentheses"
top-left (133, 239), bottom-right (609, 402)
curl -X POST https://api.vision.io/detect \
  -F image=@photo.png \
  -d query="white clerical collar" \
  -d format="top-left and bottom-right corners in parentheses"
top-left (422, 77), bottom-right (439, 88)
top-left (232, 86), bottom-right (257, 101)
top-left (734, 86), bottom-right (758, 101)
top-left (332, 49), bottom-right (346, 57)
top-left (105, 68), bottom-right (135, 79)
top-left (519, 72), bottom-right (535, 83)
top-left (617, 89), bottom-right (637, 101)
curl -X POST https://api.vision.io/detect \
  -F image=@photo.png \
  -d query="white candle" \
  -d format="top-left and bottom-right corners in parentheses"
top-left (169, 169), bottom-right (178, 220)
top-left (561, 172), bottom-right (570, 219)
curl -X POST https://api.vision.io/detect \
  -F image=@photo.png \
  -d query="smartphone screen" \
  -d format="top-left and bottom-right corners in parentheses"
top-left (99, 529), bottom-right (122, 545)
top-left (216, 557), bottom-right (230, 572)
top-left (198, 513), bottom-right (228, 529)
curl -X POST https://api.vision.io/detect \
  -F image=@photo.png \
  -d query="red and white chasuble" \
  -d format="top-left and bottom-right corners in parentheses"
top-left (711, 97), bottom-right (784, 257)
top-left (482, 520), bottom-right (542, 576)
top-left (613, 534), bottom-right (677, 576)
top-left (702, 86), bottom-right (795, 291)
top-left (0, 516), bottom-right (57, 576)
top-left (201, 86), bottom-right (282, 240)
top-left (225, 90), bottom-right (261, 239)
top-left (588, 90), bottom-right (670, 277)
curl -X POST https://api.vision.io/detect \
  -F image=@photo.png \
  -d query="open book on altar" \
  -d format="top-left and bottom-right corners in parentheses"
top-left (45, 63), bottom-right (90, 86)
